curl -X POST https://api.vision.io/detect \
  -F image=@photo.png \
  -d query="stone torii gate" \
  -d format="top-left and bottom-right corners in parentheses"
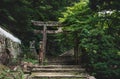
top-left (31, 20), bottom-right (62, 64)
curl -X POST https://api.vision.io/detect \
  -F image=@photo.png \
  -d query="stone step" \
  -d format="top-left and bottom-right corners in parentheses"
top-left (32, 68), bottom-right (85, 72)
top-left (44, 62), bottom-right (75, 65)
top-left (45, 59), bottom-right (74, 62)
top-left (46, 56), bottom-right (74, 61)
top-left (31, 72), bottom-right (88, 79)
top-left (28, 65), bottom-right (81, 68)
top-left (32, 67), bottom-right (83, 70)
top-left (25, 65), bottom-right (84, 74)
top-left (46, 56), bottom-right (75, 64)
top-left (32, 78), bottom-right (87, 79)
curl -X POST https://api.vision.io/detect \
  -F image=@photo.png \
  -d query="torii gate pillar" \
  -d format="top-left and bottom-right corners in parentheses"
top-left (42, 25), bottom-right (47, 64)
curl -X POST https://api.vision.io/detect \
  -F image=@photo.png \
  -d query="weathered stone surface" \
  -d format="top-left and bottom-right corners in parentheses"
top-left (87, 76), bottom-right (96, 79)
top-left (0, 26), bottom-right (21, 65)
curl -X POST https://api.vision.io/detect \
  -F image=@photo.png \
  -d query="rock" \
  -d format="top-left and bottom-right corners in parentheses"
top-left (87, 76), bottom-right (96, 79)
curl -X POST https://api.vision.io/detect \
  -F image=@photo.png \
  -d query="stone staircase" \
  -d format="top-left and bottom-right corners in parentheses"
top-left (44, 56), bottom-right (78, 65)
top-left (24, 56), bottom-right (90, 79)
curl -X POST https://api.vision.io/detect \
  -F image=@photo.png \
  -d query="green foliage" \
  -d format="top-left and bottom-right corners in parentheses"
top-left (0, 66), bottom-right (24, 79)
top-left (59, 0), bottom-right (120, 79)
top-left (23, 58), bottom-right (38, 65)
top-left (89, 0), bottom-right (120, 11)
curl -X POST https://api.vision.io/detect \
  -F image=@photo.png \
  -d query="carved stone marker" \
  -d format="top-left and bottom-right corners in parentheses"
top-left (29, 40), bottom-right (38, 59)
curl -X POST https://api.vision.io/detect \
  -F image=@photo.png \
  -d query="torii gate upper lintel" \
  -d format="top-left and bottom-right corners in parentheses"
top-left (31, 20), bottom-right (62, 64)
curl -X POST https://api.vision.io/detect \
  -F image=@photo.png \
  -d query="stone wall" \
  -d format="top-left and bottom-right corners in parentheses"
top-left (0, 35), bottom-right (21, 65)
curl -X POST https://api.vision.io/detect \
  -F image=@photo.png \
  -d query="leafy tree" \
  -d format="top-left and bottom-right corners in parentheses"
top-left (89, 0), bottom-right (120, 11)
top-left (59, 0), bottom-right (120, 79)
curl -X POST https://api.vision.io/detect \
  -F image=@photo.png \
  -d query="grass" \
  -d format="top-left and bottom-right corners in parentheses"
top-left (23, 58), bottom-right (38, 65)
